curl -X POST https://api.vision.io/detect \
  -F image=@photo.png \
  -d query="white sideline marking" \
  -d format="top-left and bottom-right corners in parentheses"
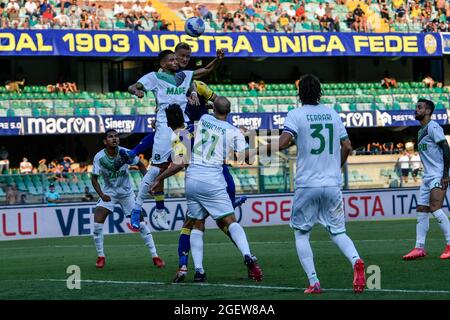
top-left (36, 279), bottom-right (450, 295)
top-left (0, 239), bottom-right (440, 251)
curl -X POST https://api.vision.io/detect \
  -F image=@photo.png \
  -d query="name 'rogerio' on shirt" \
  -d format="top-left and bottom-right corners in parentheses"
top-left (306, 114), bottom-right (333, 122)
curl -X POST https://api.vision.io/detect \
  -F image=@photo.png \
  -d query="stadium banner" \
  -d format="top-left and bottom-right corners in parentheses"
top-left (377, 109), bottom-right (448, 127)
top-left (2, 188), bottom-right (450, 241)
top-left (0, 117), bottom-right (21, 135)
top-left (440, 32), bottom-right (450, 54)
top-left (0, 30), bottom-right (441, 57)
top-left (0, 110), bottom-right (439, 135)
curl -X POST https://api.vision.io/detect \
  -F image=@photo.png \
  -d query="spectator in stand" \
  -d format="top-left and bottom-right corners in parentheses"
top-left (80, 9), bottom-right (91, 29)
top-left (279, 12), bottom-right (293, 32)
top-left (37, 159), bottom-right (48, 174)
top-left (222, 12), bottom-right (234, 31)
top-left (395, 5), bottom-right (407, 23)
top-left (180, 1), bottom-right (195, 19)
top-left (398, 152), bottom-right (411, 184)
top-left (132, 0), bottom-right (143, 17)
top-left (409, 4), bottom-right (421, 23)
top-left (39, 0), bottom-right (51, 15)
top-left (54, 8), bottom-right (71, 28)
top-left (5, 79), bottom-right (25, 93)
top-left (197, 3), bottom-right (213, 21)
top-left (345, 11), bottom-right (356, 30)
top-left (0, 147), bottom-right (9, 174)
top-left (82, 186), bottom-right (94, 202)
top-left (319, 13), bottom-right (335, 31)
top-left (353, 4), bottom-right (367, 32)
top-left (381, 71), bottom-right (398, 89)
top-left (20, 157), bottom-right (33, 174)
top-left (264, 12), bottom-right (278, 32)
top-left (20, 194), bottom-right (27, 205)
top-left (367, 142), bottom-right (382, 155)
top-left (151, 20), bottom-right (160, 31)
top-left (295, 3), bottom-right (306, 22)
top-left (159, 19), bottom-right (171, 31)
top-left (287, 5), bottom-right (296, 21)
top-left (314, 3), bottom-right (325, 20)
top-left (380, 3), bottom-right (390, 22)
top-left (422, 75), bottom-right (443, 88)
top-left (6, 184), bottom-right (19, 205)
top-left (216, 2), bottom-right (228, 21)
top-left (61, 156), bottom-right (74, 174)
top-left (25, 0), bottom-right (39, 18)
top-left (395, 142), bottom-right (405, 154)
top-left (410, 152), bottom-right (422, 182)
top-left (143, 1), bottom-right (156, 20)
top-left (382, 141), bottom-right (394, 154)
top-left (45, 183), bottom-right (61, 206)
top-left (113, 0), bottom-right (125, 18)
top-left (257, 80), bottom-right (266, 92)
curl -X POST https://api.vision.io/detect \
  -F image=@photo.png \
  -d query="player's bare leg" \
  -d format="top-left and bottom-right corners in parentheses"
top-left (219, 215), bottom-right (263, 281)
top-left (403, 205), bottom-right (429, 260)
top-left (93, 207), bottom-right (109, 268)
top-left (138, 211), bottom-right (165, 268)
top-left (430, 188), bottom-right (450, 259)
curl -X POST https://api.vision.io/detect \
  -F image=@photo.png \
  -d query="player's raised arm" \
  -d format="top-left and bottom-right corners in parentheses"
top-left (193, 49), bottom-right (225, 80)
top-left (91, 174), bottom-right (111, 202)
top-left (437, 139), bottom-right (450, 189)
top-left (150, 162), bottom-right (186, 193)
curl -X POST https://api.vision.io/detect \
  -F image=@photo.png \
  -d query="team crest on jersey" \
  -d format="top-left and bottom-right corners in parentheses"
top-left (175, 72), bottom-right (187, 86)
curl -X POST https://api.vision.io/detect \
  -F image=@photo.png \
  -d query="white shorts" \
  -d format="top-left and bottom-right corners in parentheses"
top-left (418, 176), bottom-right (443, 206)
top-left (186, 177), bottom-right (234, 221)
top-left (96, 194), bottom-right (135, 218)
top-left (151, 122), bottom-right (173, 164)
top-left (290, 187), bottom-right (345, 235)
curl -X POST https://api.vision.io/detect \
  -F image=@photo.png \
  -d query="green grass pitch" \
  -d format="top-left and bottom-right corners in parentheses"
top-left (1, 220), bottom-right (450, 300)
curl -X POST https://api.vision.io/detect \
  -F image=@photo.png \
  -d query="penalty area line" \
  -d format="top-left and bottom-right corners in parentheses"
top-left (36, 279), bottom-right (450, 295)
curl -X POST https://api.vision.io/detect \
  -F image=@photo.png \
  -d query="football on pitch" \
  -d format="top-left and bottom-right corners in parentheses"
top-left (185, 17), bottom-right (205, 37)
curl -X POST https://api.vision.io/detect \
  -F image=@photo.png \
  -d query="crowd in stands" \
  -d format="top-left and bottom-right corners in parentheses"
top-left (0, 0), bottom-right (449, 32)
top-left (0, 0), bottom-right (170, 31)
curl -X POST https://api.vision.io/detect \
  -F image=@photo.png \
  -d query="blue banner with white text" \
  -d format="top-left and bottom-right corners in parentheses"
top-left (1, 111), bottom-right (446, 135)
top-left (0, 30), bottom-right (442, 57)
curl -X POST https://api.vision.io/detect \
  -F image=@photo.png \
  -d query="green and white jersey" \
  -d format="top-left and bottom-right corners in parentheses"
top-left (283, 104), bottom-right (348, 188)
top-left (417, 120), bottom-right (447, 179)
top-left (92, 147), bottom-right (139, 198)
top-left (187, 114), bottom-right (247, 186)
top-left (138, 70), bottom-right (194, 124)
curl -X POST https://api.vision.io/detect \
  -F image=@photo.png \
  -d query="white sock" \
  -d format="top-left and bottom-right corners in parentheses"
top-left (93, 223), bottom-right (105, 257)
top-left (135, 166), bottom-right (160, 210)
top-left (228, 222), bottom-right (251, 257)
top-left (431, 209), bottom-right (450, 245)
top-left (190, 229), bottom-right (204, 273)
top-left (139, 222), bottom-right (158, 257)
top-left (330, 233), bottom-right (361, 267)
top-left (415, 212), bottom-right (430, 248)
top-left (294, 230), bottom-right (319, 286)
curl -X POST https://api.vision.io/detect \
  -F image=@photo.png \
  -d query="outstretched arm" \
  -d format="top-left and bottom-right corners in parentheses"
top-left (437, 140), bottom-right (450, 189)
top-left (193, 49), bottom-right (225, 79)
top-left (150, 162), bottom-right (186, 193)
